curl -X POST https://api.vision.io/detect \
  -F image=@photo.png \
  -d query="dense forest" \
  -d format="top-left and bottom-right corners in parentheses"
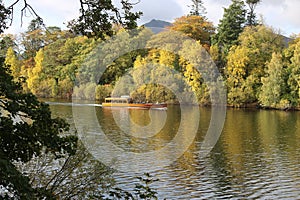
top-left (0, 0), bottom-right (160, 199)
top-left (1, 0), bottom-right (300, 199)
top-left (2, 0), bottom-right (300, 110)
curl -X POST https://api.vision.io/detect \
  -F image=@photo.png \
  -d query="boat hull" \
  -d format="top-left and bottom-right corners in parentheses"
top-left (102, 103), bottom-right (167, 109)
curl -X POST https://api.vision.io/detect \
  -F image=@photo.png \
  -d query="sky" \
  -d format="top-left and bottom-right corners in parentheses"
top-left (3, 0), bottom-right (300, 37)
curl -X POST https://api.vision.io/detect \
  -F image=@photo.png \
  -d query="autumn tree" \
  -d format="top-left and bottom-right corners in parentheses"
top-left (287, 39), bottom-right (300, 106)
top-left (0, 1), bottom-right (160, 199)
top-left (258, 52), bottom-right (289, 109)
top-left (237, 25), bottom-right (285, 79)
top-left (26, 35), bottom-right (94, 98)
top-left (5, 47), bottom-right (21, 79)
top-left (76, 27), bottom-right (152, 87)
top-left (21, 19), bottom-right (45, 59)
top-left (226, 25), bottom-right (285, 107)
top-left (26, 48), bottom-right (50, 96)
top-left (168, 15), bottom-right (215, 47)
top-left (0, 34), bottom-right (15, 57)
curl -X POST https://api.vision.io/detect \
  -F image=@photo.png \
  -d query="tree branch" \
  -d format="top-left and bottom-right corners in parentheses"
top-left (8, 0), bottom-right (45, 28)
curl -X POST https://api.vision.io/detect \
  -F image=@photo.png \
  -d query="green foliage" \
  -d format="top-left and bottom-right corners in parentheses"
top-left (129, 63), bottom-right (182, 103)
top-left (245, 0), bottom-right (261, 26)
top-left (212, 0), bottom-right (246, 49)
top-left (0, 1), bottom-right (10, 33)
top-left (73, 82), bottom-right (96, 100)
top-left (67, 0), bottom-right (142, 39)
top-left (99, 49), bottom-right (148, 85)
top-left (26, 35), bottom-right (94, 98)
top-left (16, 142), bottom-right (113, 199)
top-left (287, 40), bottom-right (300, 106)
top-left (0, 34), bottom-right (15, 58)
top-left (258, 53), bottom-right (289, 109)
top-left (78, 28), bottom-right (152, 86)
top-left (211, 0), bottom-right (247, 71)
top-left (226, 25), bottom-right (285, 107)
top-left (96, 84), bottom-right (113, 102)
top-left (0, 59), bottom-right (78, 198)
top-left (21, 19), bottom-right (45, 59)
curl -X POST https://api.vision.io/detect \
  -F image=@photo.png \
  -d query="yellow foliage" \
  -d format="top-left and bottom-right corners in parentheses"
top-left (5, 47), bottom-right (21, 79)
top-left (168, 15), bottom-right (215, 46)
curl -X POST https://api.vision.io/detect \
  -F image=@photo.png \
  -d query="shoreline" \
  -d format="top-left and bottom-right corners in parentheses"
top-left (40, 97), bottom-right (300, 112)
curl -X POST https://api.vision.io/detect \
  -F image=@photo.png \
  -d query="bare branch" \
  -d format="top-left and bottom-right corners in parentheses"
top-left (8, 0), bottom-right (46, 28)
top-left (131, 0), bottom-right (141, 5)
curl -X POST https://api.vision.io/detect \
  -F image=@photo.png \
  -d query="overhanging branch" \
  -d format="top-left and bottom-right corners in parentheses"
top-left (7, 0), bottom-right (45, 28)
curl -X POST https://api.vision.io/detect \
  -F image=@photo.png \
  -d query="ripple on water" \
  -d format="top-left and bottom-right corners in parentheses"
top-left (49, 104), bottom-right (300, 199)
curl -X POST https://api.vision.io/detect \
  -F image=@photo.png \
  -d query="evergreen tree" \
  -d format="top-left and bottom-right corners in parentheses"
top-left (188, 0), bottom-right (207, 17)
top-left (245, 0), bottom-right (261, 26)
top-left (211, 0), bottom-right (246, 72)
top-left (212, 0), bottom-right (246, 49)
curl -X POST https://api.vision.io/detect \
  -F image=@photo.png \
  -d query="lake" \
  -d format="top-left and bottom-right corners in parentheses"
top-left (48, 100), bottom-right (300, 199)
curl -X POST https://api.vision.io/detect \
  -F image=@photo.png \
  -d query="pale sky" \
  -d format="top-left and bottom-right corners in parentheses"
top-left (3, 0), bottom-right (300, 37)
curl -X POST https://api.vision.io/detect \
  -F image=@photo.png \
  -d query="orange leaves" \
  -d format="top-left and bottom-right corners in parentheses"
top-left (168, 15), bottom-right (215, 46)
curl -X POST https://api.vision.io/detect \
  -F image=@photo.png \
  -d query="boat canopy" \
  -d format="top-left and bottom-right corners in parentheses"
top-left (104, 97), bottom-right (132, 103)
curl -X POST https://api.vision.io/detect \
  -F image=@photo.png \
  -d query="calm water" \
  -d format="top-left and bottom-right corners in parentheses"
top-left (48, 101), bottom-right (300, 199)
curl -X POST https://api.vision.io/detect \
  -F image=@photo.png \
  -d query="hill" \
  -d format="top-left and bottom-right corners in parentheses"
top-left (143, 19), bottom-right (172, 33)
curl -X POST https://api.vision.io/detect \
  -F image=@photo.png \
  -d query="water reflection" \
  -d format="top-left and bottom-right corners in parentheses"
top-left (49, 104), bottom-right (300, 199)
top-left (72, 104), bottom-right (200, 173)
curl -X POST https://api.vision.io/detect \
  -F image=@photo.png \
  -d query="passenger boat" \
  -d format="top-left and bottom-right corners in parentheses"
top-left (102, 96), bottom-right (167, 109)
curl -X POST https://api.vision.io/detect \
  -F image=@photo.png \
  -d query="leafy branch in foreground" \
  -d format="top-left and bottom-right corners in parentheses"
top-left (0, 60), bottom-right (78, 199)
top-left (15, 142), bottom-right (114, 199)
top-left (68, 0), bottom-right (142, 39)
top-left (107, 173), bottom-right (159, 200)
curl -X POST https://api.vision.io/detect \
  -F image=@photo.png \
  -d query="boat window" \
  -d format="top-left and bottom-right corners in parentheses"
top-left (106, 98), bottom-right (129, 103)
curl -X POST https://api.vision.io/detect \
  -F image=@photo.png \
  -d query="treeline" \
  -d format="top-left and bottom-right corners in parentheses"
top-left (2, 0), bottom-right (300, 109)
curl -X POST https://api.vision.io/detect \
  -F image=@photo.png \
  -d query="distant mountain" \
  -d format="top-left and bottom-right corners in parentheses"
top-left (143, 19), bottom-right (171, 28)
top-left (143, 19), bottom-right (172, 33)
top-left (282, 35), bottom-right (293, 47)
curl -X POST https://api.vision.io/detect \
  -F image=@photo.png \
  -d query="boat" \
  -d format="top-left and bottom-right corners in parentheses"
top-left (102, 96), bottom-right (167, 109)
